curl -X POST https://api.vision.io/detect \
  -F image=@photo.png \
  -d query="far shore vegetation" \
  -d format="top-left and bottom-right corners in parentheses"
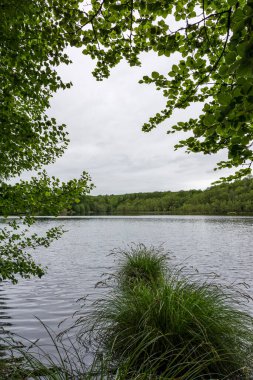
top-left (71, 177), bottom-right (253, 216)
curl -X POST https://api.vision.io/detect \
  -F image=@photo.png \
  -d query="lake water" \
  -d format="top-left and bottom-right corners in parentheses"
top-left (1, 216), bottom-right (253, 348)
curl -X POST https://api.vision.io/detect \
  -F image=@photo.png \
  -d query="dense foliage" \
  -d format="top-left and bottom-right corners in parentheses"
top-left (1, 0), bottom-right (70, 177)
top-left (3, 0), bottom-right (249, 182)
top-left (83, 0), bottom-right (253, 182)
top-left (0, 1), bottom-right (94, 282)
top-left (72, 177), bottom-right (253, 215)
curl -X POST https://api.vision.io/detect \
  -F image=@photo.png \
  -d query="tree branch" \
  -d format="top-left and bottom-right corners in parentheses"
top-left (175, 7), bottom-right (232, 109)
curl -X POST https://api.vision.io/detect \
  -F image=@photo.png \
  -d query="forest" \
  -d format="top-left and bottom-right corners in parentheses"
top-left (72, 177), bottom-right (253, 215)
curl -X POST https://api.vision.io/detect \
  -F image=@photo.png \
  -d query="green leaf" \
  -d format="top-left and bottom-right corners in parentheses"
top-left (217, 93), bottom-right (232, 105)
top-left (203, 115), bottom-right (216, 126)
top-left (228, 0), bottom-right (238, 5)
top-left (151, 71), bottom-right (160, 79)
top-left (225, 52), bottom-right (237, 64)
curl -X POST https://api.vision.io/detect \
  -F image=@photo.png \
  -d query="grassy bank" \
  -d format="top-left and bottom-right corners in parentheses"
top-left (2, 245), bottom-right (253, 379)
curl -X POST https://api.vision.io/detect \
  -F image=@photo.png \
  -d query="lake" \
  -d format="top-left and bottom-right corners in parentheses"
top-left (1, 215), bottom-right (253, 347)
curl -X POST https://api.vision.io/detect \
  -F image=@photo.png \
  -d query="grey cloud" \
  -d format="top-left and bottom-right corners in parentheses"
top-left (39, 48), bottom-right (232, 195)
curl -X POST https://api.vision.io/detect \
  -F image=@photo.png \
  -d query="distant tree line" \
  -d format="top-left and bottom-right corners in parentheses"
top-left (72, 177), bottom-right (253, 216)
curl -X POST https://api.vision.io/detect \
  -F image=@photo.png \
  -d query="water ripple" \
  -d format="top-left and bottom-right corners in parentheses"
top-left (1, 216), bottom-right (253, 346)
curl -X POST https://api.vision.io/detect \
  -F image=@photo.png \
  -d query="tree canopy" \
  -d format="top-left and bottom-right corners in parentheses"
top-left (2, 0), bottom-right (252, 182)
top-left (1, 0), bottom-right (79, 178)
top-left (0, 0), bottom-right (94, 282)
top-left (81, 0), bottom-right (253, 181)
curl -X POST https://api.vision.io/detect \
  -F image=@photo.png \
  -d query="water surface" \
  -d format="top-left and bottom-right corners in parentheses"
top-left (1, 216), bottom-right (253, 345)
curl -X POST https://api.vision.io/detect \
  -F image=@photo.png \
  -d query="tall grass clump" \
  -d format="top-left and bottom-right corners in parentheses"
top-left (94, 280), bottom-right (253, 378)
top-left (75, 245), bottom-right (253, 379)
top-left (112, 244), bottom-right (168, 290)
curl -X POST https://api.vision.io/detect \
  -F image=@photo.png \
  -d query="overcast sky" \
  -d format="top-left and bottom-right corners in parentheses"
top-left (45, 47), bottom-right (231, 195)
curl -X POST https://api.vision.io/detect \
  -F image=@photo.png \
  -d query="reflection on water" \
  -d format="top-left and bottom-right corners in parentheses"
top-left (0, 283), bottom-right (13, 358)
top-left (1, 216), bottom-right (253, 346)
